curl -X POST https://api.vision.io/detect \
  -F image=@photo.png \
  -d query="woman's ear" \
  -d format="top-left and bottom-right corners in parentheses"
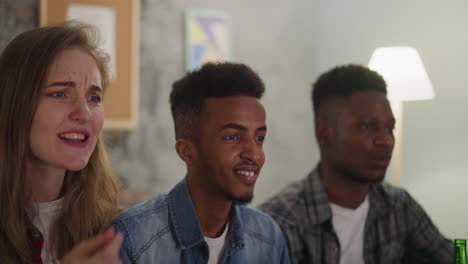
top-left (175, 138), bottom-right (196, 166)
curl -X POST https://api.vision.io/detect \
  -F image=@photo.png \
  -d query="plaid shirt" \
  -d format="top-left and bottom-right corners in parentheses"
top-left (27, 224), bottom-right (44, 264)
top-left (258, 165), bottom-right (453, 264)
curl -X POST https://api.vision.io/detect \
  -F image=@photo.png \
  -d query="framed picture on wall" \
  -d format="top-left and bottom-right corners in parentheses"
top-left (185, 9), bottom-right (232, 71)
top-left (40, 0), bottom-right (140, 130)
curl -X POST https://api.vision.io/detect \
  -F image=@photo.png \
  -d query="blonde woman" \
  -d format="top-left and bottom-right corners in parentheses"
top-left (0, 23), bottom-right (122, 263)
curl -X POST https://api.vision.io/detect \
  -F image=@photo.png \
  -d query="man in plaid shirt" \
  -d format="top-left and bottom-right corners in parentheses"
top-left (259, 64), bottom-right (452, 264)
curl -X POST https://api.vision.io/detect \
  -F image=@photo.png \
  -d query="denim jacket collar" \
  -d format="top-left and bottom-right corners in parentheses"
top-left (168, 179), bottom-right (204, 249)
top-left (224, 205), bottom-right (245, 257)
top-left (167, 178), bottom-right (245, 254)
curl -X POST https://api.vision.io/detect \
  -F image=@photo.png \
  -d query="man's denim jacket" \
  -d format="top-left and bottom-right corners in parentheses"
top-left (113, 179), bottom-right (290, 264)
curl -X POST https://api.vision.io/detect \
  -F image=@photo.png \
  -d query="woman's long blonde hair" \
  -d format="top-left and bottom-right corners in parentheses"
top-left (0, 22), bottom-right (120, 263)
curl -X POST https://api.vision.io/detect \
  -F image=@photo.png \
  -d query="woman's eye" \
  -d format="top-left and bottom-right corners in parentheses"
top-left (88, 95), bottom-right (102, 103)
top-left (50, 92), bottom-right (65, 98)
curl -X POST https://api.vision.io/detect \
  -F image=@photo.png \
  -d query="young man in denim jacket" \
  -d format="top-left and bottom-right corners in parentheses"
top-left (113, 62), bottom-right (290, 264)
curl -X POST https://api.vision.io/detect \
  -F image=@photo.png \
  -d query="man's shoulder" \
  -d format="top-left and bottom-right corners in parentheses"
top-left (240, 206), bottom-right (281, 229)
top-left (257, 176), bottom-right (310, 227)
top-left (113, 194), bottom-right (180, 262)
top-left (372, 182), bottom-right (417, 210)
top-left (238, 206), bottom-right (286, 245)
top-left (113, 194), bottom-right (170, 231)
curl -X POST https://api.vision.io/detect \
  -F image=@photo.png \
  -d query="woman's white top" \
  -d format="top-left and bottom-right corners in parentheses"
top-left (30, 197), bottom-right (64, 264)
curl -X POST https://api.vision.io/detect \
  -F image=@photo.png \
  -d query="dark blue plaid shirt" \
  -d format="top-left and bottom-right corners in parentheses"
top-left (259, 165), bottom-right (452, 264)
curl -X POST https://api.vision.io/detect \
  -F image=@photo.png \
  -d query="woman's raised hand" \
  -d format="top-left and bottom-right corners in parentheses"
top-left (61, 227), bottom-right (123, 264)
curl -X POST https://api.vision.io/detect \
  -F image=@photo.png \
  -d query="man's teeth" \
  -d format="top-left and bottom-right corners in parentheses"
top-left (237, 170), bottom-right (255, 177)
top-left (60, 133), bottom-right (85, 140)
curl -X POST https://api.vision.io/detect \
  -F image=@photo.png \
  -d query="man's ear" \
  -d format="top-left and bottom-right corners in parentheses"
top-left (315, 116), bottom-right (331, 146)
top-left (175, 138), bottom-right (196, 166)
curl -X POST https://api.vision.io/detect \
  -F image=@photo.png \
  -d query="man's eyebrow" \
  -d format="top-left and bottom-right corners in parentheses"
top-left (220, 123), bottom-right (267, 132)
top-left (356, 115), bottom-right (396, 123)
top-left (220, 123), bottom-right (246, 131)
top-left (257, 125), bottom-right (267, 132)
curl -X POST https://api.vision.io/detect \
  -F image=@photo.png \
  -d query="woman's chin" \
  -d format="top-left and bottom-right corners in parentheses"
top-left (64, 159), bottom-right (90, 172)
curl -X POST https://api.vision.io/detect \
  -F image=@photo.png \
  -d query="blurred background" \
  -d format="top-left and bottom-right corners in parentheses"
top-left (2, 0), bottom-right (467, 238)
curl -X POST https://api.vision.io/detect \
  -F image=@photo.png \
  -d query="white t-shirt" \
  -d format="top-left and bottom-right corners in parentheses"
top-left (29, 197), bottom-right (64, 264)
top-left (330, 196), bottom-right (369, 264)
top-left (204, 222), bottom-right (229, 264)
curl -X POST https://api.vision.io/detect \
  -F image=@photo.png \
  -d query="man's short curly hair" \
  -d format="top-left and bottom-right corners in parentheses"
top-left (312, 64), bottom-right (387, 113)
top-left (170, 62), bottom-right (265, 139)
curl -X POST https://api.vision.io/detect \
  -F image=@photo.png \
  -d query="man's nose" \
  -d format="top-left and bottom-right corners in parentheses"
top-left (240, 138), bottom-right (263, 163)
top-left (374, 128), bottom-right (394, 148)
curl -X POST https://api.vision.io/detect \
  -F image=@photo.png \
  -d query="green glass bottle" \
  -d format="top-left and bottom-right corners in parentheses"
top-left (455, 239), bottom-right (468, 264)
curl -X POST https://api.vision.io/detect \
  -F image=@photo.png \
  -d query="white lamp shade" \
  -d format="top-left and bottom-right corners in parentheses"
top-left (368, 47), bottom-right (434, 101)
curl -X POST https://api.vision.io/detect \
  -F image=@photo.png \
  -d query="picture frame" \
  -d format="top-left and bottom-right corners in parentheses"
top-left (40, 0), bottom-right (140, 130)
top-left (185, 9), bottom-right (232, 71)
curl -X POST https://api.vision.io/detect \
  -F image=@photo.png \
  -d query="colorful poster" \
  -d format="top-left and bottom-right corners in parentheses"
top-left (185, 9), bottom-right (231, 70)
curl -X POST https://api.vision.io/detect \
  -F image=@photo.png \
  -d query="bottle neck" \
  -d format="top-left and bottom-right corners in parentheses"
top-left (455, 239), bottom-right (468, 264)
